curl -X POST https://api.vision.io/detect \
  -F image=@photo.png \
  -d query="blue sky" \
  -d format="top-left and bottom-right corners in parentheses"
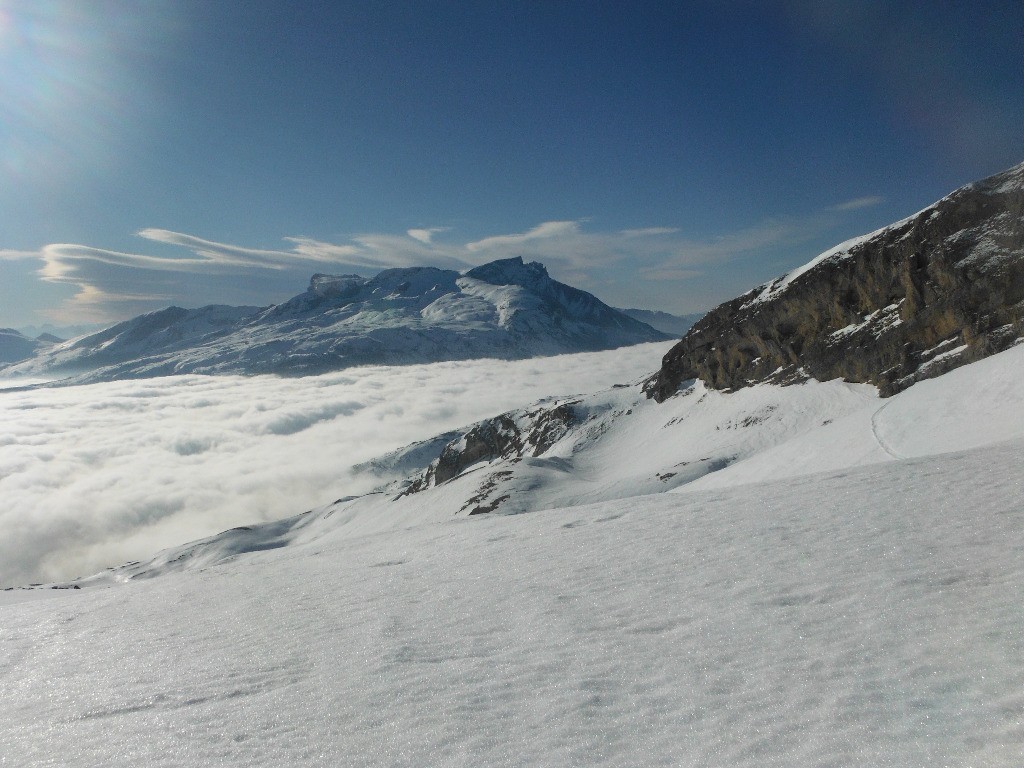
top-left (1, 0), bottom-right (1023, 329)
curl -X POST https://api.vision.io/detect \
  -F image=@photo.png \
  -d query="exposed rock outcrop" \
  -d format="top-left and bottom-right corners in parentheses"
top-left (648, 162), bottom-right (1024, 400)
top-left (401, 400), bottom-right (581, 495)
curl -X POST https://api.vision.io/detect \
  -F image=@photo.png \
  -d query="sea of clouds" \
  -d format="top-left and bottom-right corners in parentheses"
top-left (0, 342), bottom-right (672, 586)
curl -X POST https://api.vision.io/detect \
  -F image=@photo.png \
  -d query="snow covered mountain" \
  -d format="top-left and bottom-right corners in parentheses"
top-left (2, 257), bottom-right (668, 382)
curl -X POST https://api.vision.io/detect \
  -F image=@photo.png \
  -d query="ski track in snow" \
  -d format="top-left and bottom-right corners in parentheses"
top-left (870, 400), bottom-right (904, 460)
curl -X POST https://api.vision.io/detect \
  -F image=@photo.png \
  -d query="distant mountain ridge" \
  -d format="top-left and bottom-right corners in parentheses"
top-left (616, 308), bottom-right (703, 337)
top-left (2, 257), bottom-right (668, 382)
top-left (0, 328), bottom-right (60, 365)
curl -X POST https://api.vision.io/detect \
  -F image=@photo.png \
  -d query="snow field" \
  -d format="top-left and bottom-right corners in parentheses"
top-left (2, 439), bottom-right (1022, 766)
top-left (47, 344), bottom-right (1024, 589)
top-left (682, 341), bottom-right (1024, 491)
top-left (4, 341), bottom-right (1024, 766)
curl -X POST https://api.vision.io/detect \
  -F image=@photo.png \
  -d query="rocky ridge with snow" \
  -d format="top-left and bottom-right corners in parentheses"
top-left (2, 257), bottom-right (668, 382)
top-left (648, 161), bottom-right (1024, 399)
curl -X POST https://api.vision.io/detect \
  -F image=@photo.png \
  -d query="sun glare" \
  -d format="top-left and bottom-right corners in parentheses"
top-left (0, 0), bottom-right (20, 57)
top-left (0, 1), bottom-right (174, 184)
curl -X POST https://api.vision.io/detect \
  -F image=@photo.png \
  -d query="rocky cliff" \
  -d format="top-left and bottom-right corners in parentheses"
top-left (648, 162), bottom-right (1024, 400)
top-left (399, 399), bottom-right (582, 503)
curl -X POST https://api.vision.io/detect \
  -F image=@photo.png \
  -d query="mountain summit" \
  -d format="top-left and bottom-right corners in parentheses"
top-left (4, 257), bottom-right (668, 382)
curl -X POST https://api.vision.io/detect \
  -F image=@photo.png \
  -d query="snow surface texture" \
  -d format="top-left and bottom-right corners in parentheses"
top-left (2, 442), bottom-right (1022, 765)
top-left (0, 342), bottom-right (673, 587)
top-left (1, 257), bottom-right (668, 382)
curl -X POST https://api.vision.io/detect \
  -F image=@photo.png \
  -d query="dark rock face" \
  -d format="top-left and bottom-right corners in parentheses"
top-left (648, 162), bottom-right (1024, 400)
top-left (401, 401), bottom-right (580, 496)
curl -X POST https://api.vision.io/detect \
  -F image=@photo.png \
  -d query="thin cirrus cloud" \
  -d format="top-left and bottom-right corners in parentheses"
top-left (831, 196), bottom-right (885, 212)
top-left (465, 220), bottom-right (584, 252)
top-left (0, 341), bottom-right (672, 587)
top-left (466, 215), bottom-right (843, 290)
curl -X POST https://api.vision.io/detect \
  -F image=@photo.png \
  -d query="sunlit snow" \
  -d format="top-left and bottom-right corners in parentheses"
top-left (2, 345), bottom-right (1023, 765)
top-left (2, 443), bottom-right (1022, 765)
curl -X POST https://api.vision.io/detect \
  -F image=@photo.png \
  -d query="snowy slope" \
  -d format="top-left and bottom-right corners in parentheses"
top-left (57, 341), bottom-right (1024, 587)
top-left (3, 342), bottom-right (1024, 765)
top-left (2, 437), bottom-right (1022, 766)
top-left (2, 257), bottom-right (667, 382)
top-left (3, 233), bottom-right (1023, 767)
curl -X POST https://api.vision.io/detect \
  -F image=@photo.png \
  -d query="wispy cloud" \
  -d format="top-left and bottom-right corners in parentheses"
top-left (137, 229), bottom-right (306, 267)
top-left (466, 220), bottom-right (583, 252)
top-left (460, 215), bottom-right (835, 289)
top-left (0, 249), bottom-right (39, 261)
top-left (620, 227), bottom-right (682, 237)
top-left (5, 229), bottom-right (473, 322)
top-left (652, 219), bottom-right (812, 264)
top-left (38, 242), bottom-right (238, 280)
top-left (832, 196), bottom-right (884, 212)
top-left (407, 227), bottom-right (449, 244)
